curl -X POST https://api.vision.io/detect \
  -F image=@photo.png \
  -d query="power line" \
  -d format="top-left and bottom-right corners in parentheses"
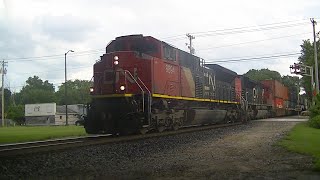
top-left (11, 52), bottom-right (300, 76)
top-left (8, 52), bottom-right (302, 90)
top-left (5, 49), bottom-right (104, 62)
top-left (10, 78), bottom-right (92, 89)
top-left (207, 51), bottom-right (300, 61)
top-left (7, 52), bottom-right (302, 90)
top-left (164, 20), bottom-right (311, 41)
top-left (196, 22), bottom-right (308, 37)
top-left (197, 32), bottom-right (310, 51)
top-left (2, 19), bottom-right (312, 62)
top-left (13, 65), bottom-right (91, 75)
top-left (162, 19), bottom-right (311, 39)
top-left (206, 52), bottom-right (300, 64)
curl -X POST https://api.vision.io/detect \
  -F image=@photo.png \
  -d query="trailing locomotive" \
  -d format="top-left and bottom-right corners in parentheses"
top-left (85, 34), bottom-right (297, 134)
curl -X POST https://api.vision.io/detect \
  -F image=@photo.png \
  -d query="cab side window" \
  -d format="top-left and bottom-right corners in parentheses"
top-left (163, 44), bottom-right (176, 61)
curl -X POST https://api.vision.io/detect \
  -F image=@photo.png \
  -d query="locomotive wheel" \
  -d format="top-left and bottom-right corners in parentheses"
top-left (172, 124), bottom-right (180, 131)
top-left (157, 126), bottom-right (165, 133)
top-left (172, 118), bottom-right (182, 131)
top-left (139, 128), bottom-right (148, 135)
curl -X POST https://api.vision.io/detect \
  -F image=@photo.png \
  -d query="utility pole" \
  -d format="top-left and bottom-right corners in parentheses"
top-left (311, 18), bottom-right (319, 94)
top-left (186, 33), bottom-right (195, 54)
top-left (64, 50), bottom-right (74, 126)
top-left (1, 60), bottom-right (7, 127)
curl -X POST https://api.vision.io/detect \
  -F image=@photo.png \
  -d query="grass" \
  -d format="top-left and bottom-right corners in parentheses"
top-left (279, 122), bottom-right (320, 171)
top-left (0, 126), bottom-right (87, 144)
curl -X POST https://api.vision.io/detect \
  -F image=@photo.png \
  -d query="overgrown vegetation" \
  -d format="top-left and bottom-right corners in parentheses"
top-left (309, 115), bottom-right (320, 129)
top-left (309, 95), bottom-right (320, 119)
top-left (279, 123), bottom-right (320, 171)
top-left (6, 105), bottom-right (25, 125)
top-left (298, 39), bottom-right (320, 101)
top-left (308, 94), bottom-right (320, 129)
top-left (0, 126), bottom-right (87, 144)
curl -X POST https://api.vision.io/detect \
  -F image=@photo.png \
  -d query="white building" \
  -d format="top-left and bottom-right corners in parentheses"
top-left (25, 103), bottom-right (83, 125)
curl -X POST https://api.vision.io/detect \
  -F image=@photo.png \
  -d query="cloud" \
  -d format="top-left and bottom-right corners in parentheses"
top-left (0, 22), bottom-right (35, 58)
top-left (34, 14), bottom-right (99, 43)
top-left (1, 0), bottom-right (320, 92)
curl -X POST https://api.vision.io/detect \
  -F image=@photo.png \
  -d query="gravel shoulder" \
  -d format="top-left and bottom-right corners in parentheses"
top-left (1, 121), bottom-right (319, 179)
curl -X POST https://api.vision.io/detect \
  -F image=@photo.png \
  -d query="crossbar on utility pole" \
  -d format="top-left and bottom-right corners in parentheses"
top-left (311, 18), bottom-right (319, 94)
top-left (186, 33), bottom-right (195, 54)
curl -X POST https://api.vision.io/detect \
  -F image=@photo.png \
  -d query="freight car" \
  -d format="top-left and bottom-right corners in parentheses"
top-left (84, 34), bottom-right (294, 134)
top-left (239, 76), bottom-right (272, 120)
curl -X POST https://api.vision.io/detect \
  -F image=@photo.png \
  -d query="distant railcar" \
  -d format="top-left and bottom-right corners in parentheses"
top-left (261, 80), bottom-right (294, 116)
top-left (238, 76), bottom-right (271, 119)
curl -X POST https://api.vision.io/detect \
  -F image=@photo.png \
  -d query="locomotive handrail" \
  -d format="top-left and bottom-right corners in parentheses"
top-left (137, 77), bottom-right (150, 95)
top-left (137, 77), bottom-right (152, 126)
top-left (121, 70), bottom-right (151, 127)
top-left (241, 96), bottom-right (248, 111)
top-left (121, 70), bottom-right (145, 112)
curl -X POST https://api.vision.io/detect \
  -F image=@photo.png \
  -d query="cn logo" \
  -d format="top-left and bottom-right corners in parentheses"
top-left (34, 106), bottom-right (40, 112)
top-left (103, 68), bottom-right (136, 84)
top-left (165, 64), bottom-right (175, 74)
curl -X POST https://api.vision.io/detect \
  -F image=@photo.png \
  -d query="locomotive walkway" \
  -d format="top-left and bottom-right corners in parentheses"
top-left (255, 115), bottom-right (308, 122)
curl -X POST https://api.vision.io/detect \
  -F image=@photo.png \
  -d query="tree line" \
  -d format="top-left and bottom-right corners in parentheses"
top-left (3, 76), bottom-right (92, 124)
top-left (244, 68), bottom-right (300, 90)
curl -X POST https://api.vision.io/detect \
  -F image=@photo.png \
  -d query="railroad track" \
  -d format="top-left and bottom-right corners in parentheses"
top-left (0, 122), bottom-right (242, 157)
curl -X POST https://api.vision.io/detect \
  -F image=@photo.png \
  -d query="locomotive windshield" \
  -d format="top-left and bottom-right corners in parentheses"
top-left (130, 40), bottom-right (158, 55)
top-left (107, 39), bottom-right (158, 56)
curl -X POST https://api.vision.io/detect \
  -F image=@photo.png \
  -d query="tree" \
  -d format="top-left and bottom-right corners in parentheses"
top-left (244, 68), bottom-right (282, 82)
top-left (244, 69), bottom-right (301, 98)
top-left (7, 105), bottom-right (24, 125)
top-left (282, 75), bottom-right (300, 89)
top-left (1, 88), bottom-right (12, 111)
top-left (18, 76), bottom-right (55, 104)
top-left (298, 39), bottom-right (320, 100)
top-left (55, 79), bottom-right (92, 105)
top-left (0, 88), bottom-right (12, 119)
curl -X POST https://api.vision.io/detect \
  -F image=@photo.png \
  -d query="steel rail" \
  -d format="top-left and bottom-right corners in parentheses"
top-left (0, 122), bottom-right (242, 157)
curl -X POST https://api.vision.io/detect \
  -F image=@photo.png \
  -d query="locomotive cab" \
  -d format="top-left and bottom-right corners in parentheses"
top-left (86, 35), bottom-right (158, 134)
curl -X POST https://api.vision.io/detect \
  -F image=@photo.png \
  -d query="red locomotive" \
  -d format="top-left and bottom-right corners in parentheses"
top-left (85, 34), bottom-right (298, 134)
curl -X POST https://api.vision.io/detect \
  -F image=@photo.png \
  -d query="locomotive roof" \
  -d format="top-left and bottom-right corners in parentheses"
top-left (240, 75), bottom-right (264, 88)
top-left (115, 34), bottom-right (144, 39)
top-left (205, 64), bottom-right (238, 83)
top-left (111, 35), bottom-right (239, 80)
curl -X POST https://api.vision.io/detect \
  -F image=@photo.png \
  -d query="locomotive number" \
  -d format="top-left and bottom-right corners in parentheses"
top-left (165, 64), bottom-right (175, 74)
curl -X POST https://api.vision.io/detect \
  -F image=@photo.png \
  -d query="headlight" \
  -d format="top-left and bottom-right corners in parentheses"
top-left (120, 85), bottom-right (125, 91)
top-left (114, 56), bottom-right (119, 60)
top-left (114, 60), bottom-right (119, 65)
top-left (90, 87), bottom-right (94, 93)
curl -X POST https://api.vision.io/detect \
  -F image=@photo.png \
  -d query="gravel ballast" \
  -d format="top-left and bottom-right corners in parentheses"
top-left (0, 121), bottom-right (318, 179)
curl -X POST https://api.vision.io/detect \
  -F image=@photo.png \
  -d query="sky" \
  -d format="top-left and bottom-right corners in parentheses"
top-left (0, 0), bottom-right (320, 92)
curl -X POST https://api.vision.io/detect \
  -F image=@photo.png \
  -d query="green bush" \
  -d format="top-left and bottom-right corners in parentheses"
top-left (309, 115), bottom-right (320, 129)
top-left (309, 94), bottom-right (320, 119)
top-left (7, 105), bottom-right (25, 125)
